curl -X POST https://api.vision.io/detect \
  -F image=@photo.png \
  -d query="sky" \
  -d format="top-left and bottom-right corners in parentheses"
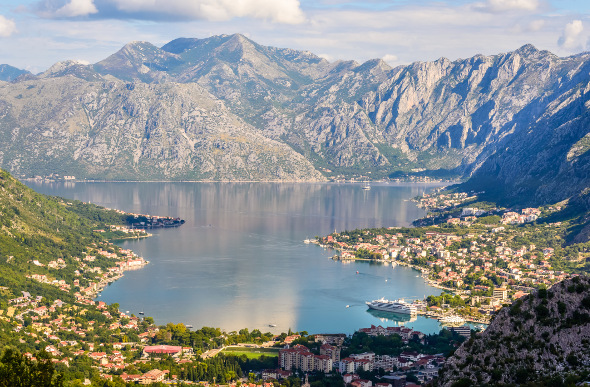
top-left (1, 0), bottom-right (590, 73)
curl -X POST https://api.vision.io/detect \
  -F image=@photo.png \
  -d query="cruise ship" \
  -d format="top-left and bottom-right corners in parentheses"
top-left (365, 298), bottom-right (418, 315)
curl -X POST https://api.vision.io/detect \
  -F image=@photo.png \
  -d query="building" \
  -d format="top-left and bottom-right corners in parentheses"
top-left (142, 345), bottom-right (183, 358)
top-left (338, 357), bottom-right (373, 374)
top-left (314, 333), bottom-right (346, 346)
top-left (140, 369), bottom-right (167, 384)
top-left (493, 288), bottom-right (508, 301)
top-left (279, 345), bottom-right (333, 373)
top-left (351, 380), bottom-right (372, 387)
top-left (320, 343), bottom-right (341, 362)
top-left (450, 325), bottom-right (471, 338)
top-left (262, 369), bottom-right (292, 380)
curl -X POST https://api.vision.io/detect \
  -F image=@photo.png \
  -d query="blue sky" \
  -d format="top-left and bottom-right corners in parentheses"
top-left (1, 0), bottom-right (590, 73)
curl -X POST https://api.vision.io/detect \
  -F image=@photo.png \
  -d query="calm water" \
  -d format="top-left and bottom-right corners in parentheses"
top-left (26, 181), bottom-right (452, 335)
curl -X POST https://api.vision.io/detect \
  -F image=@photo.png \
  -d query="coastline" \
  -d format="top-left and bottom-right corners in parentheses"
top-left (48, 181), bottom-right (477, 334)
top-left (318, 242), bottom-right (490, 326)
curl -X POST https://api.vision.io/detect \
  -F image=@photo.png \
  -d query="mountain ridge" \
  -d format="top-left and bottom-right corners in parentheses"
top-left (0, 36), bottom-right (588, 206)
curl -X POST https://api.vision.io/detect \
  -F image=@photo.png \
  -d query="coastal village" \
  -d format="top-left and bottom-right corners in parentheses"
top-left (316, 191), bottom-right (586, 325)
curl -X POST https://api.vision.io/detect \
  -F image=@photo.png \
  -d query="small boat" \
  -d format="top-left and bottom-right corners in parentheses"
top-left (303, 239), bottom-right (312, 244)
top-left (269, 324), bottom-right (277, 327)
top-left (356, 271), bottom-right (359, 274)
top-left (139, 311), bottom-right (144, 315)
top-left (186, 325), bottom-right (193, 329)
top-left (362, 183), bottom-right (371, 190)
top-left (346, 305), bottom-right (350, 308)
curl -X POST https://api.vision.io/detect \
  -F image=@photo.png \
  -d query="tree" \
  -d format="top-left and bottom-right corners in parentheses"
top-left (0, 347), bottom-right (64, 387)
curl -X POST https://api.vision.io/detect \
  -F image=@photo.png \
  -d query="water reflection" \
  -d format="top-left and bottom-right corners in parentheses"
top-left (366, 309), bottom-right (418, 325)
top-left (25, 181), bottom-right (449, 334)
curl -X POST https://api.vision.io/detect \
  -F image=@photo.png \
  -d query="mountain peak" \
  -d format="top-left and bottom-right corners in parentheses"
top-left (161, 37), bottom-right (201, 54)
top-left (0, 64), bottom-right (31, 82)
top-left (513, 43), bottom-right (542, 59)
top-left (223, 33), bottom-right (255, 50)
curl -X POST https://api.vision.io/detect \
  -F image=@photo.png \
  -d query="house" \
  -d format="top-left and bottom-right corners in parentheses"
top-left (143, 345), bottom-right (183, 358)
top-left (342, 374), bottom-right (359, 384)
top-left (141, 369), bottom-right (168, 384)
top-left (350, 380), bottom-right (372, 387)
top-left (262, 369), bottom-right (292, 380)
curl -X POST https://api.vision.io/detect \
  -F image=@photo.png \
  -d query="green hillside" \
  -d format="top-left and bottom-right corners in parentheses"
top-left (0, 169), bottom-right (127, 306)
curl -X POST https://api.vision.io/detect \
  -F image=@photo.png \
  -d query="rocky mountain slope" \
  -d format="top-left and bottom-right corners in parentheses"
top-left (0, 77), bottom-right (323, 181)
top-left (0, 64), bottom-right (30, 82)
top-left (438, 276), bottom-right (590, 386)
top-left (460, 68), bottom-right (590, 206)
top-left (1, 34), bottom-right (589, 187)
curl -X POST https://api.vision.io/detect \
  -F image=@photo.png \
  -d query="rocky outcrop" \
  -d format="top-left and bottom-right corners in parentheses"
top-left (438, 276), bottom-right (590, 386)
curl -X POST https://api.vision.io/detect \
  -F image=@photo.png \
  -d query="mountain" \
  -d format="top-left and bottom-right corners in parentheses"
top-left (0, 64), bottom-right (31, 82)
top-left (437, 276), bottom-right (590, 386)
top-left (1, 35), bottom-right (589, 187)
top-left (459, 69), bottom-right (590, 207)
top-left (0, 76), bottom-right (322, 181)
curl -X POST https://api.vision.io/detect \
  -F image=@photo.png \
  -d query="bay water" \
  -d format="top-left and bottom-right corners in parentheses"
top-left (26, 181), bottom-right (451, 335)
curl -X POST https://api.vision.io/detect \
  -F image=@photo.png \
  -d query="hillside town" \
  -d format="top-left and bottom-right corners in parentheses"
top-left (273, 324), bottom-right (466, 386)
top-left (317, 194), bottom-right (587, 324)
top-left (3, 276), bottom-right (467, 387)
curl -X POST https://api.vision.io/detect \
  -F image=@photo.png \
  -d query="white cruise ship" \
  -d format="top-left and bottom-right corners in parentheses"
top-left (365, 298), bottom-right (417, 315)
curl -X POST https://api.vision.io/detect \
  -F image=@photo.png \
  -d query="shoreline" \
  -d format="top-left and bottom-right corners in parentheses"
top-left (320, 243), bottom-right (490, 326)
top-left (84, 184), bottom-right (482, 334)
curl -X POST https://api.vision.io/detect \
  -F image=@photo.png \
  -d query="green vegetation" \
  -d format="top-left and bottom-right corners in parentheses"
top-left (221, 347), bottom-right (280, 359)
top-left (342, 329), bottom-right (465, 358)
top-left (0, 347), bottom-right (63, 387)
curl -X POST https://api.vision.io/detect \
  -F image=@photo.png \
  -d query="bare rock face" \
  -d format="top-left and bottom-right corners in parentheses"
top-left (0, 78), bottom-right (323, 181)
top-left (1, 34), bottom-right (590, 188)
top-left (438, 276), bottom-right (590, 386)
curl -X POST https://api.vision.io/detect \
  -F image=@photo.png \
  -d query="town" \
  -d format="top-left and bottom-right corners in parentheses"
top-left (316, 191), bottom-right (588, 325)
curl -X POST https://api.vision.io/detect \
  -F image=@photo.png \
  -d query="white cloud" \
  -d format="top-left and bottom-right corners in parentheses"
top-left (558, 20), bottom-right (584, 49)
top-left (54, 0), bottom-right (98, 17)
top-left (478, 0), bottom-right (539, 13)
top-left (4, 0), bottom-right (590, 73)
top-left (382, 54), bottom-right (398, 65)
top-left (107, 0), bottom-right (305, 24)
top-left (0, 15), bottom-right (17, 38)
top-left (527, 19), bottom-right (545, 31)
